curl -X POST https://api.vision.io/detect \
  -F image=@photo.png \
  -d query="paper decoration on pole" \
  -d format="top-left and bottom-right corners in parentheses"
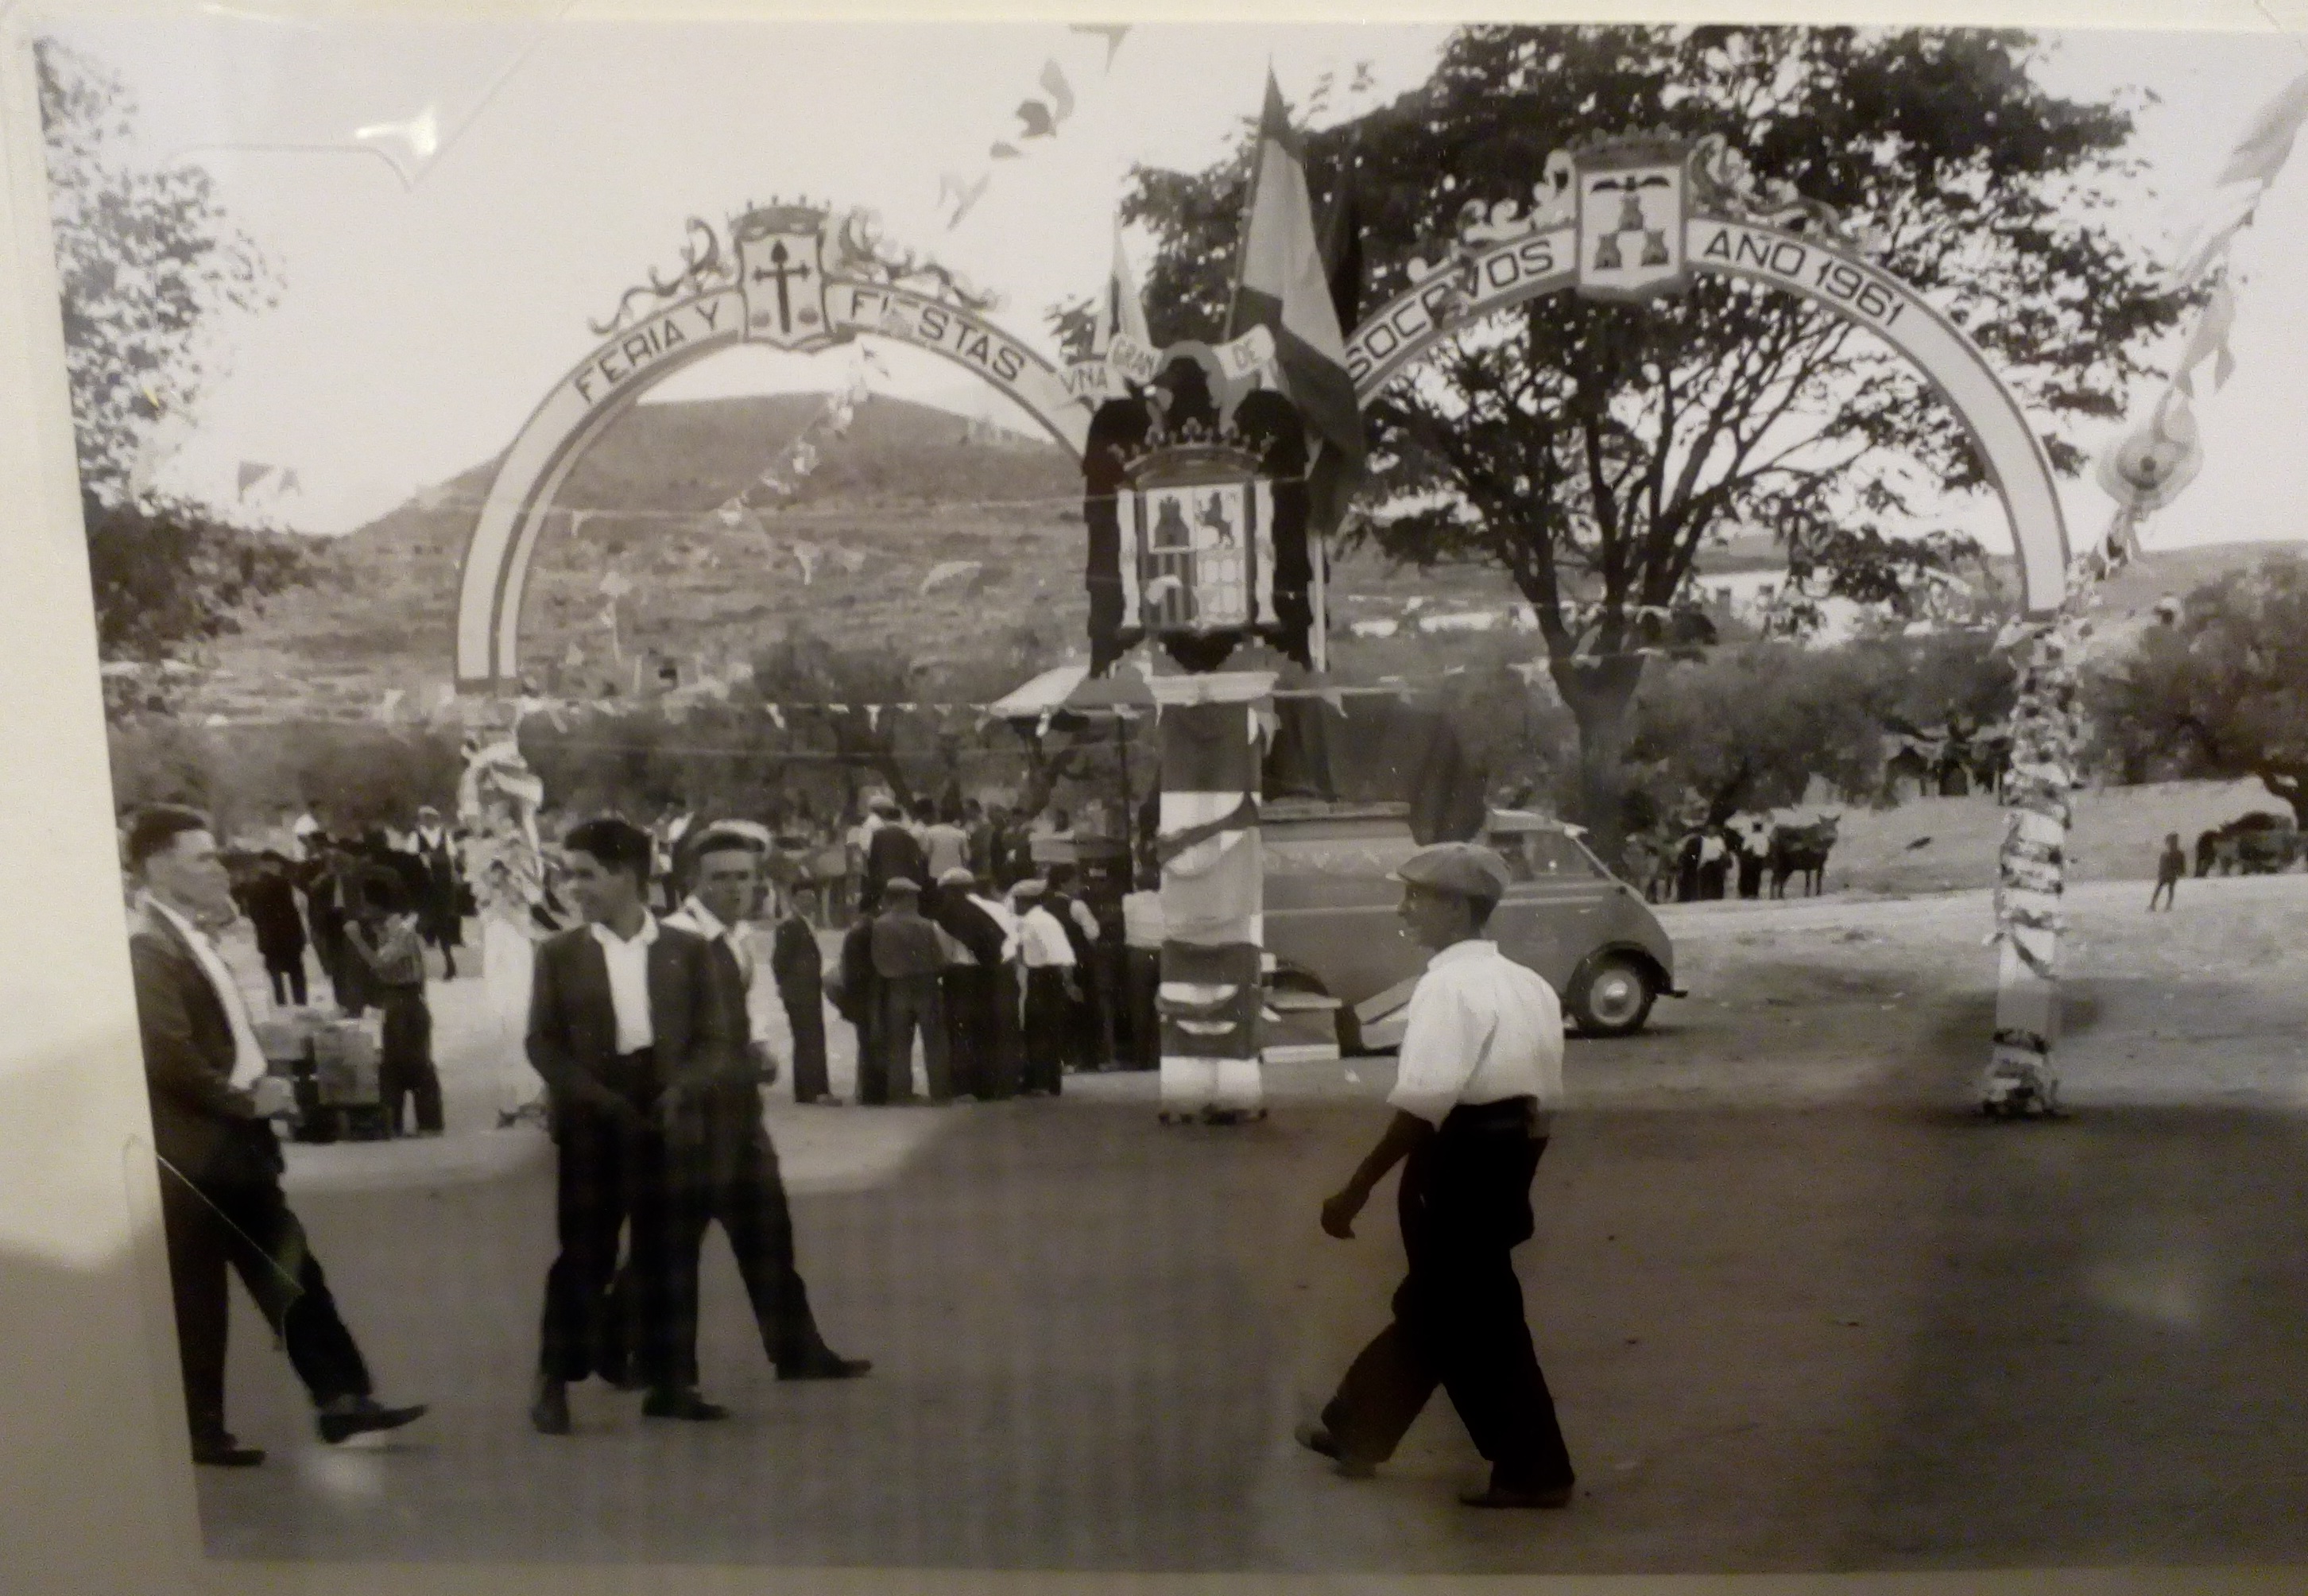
top-left (790, 541), bottom-right (820, 584)
top-left (2171, 280), bottom-right (2237, 396)
top-left (920, 560), bottom-right (981, 595)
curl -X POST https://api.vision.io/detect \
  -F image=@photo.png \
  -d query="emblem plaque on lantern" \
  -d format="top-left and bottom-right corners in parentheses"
top-left (1119, 438), bottom-right (1275, 642)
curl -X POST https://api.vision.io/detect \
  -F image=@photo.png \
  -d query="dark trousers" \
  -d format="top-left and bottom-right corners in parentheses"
top-left (1022, 967), bottom-right (1069, 1095)
top-left (265, 952), bottom-right (308, 1009)
top-left (983, 963), bottom-right (1024, 1100)
top-left (1124, 947), bottom-right (1161, 1070)
top-left (650, 1090), bottom-right (834, 1382)
top-left (1319, 1102), bottom-right (1574, 1493)
top-left (378, 987), bottom-right (443, 1134)
top-left (2150, 876), bottom-right (2179, 911)
top-left (850, 992), bottom-right (884, 1105)
top-left (782, 989), bottom-right (830, 1102)
top-left (942, 965), bottom-right (996, 1098)
top-left (538, 1057), bottom-right (688, 1389)
top-left (877, 974), bottom-right (951, 1102)
top-left (157, 1152), bottom-right (371, 1443)
top-left (1737, 856), bottom-right (1765, 900)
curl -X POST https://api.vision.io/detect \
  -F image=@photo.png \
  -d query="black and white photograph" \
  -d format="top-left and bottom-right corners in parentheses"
top-left (19, 5), bottom-right (2308, 1580)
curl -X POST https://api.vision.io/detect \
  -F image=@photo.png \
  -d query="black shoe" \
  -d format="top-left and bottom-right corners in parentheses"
top-left (192, 1435), bottom-right (266, 1468)
top-left (641, 1387), bottom-right (729, 1421)
top-left (1295, 1424), bottom-right (1375, 1478)
top-left (1459, 1482), bottom-right (1574, 1509)
top-left (776, 1354), bottom-right (871, 1381)
top-left (317, 1395), bottom-right (428, 1444)
top-left (530, 1376), bottom-right (571, 1435)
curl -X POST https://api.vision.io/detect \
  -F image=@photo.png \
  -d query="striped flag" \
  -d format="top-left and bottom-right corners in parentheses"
top-left (1226, 73), bottom-right (1365, 527)
top-left (1098, 219), bottom-right (1152, 354)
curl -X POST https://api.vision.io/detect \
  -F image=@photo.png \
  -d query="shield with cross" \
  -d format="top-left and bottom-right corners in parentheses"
top-left (735, 203), bottom-right (835, 350)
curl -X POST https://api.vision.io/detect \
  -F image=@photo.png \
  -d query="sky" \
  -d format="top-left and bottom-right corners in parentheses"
top-left (36, 15), bottom-right (2308, 564)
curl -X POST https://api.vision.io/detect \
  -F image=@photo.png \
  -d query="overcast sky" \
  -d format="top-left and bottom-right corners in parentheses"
top-left (36, 17), bottom-right (2308, 564)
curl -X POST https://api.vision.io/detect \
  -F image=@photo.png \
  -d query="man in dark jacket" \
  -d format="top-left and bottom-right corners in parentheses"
top-left (771, 884), bottom-right (832, 1103)
top-left (232, 850), bottom-right (310, 1008)
top-left (410, 805), bottom-right (465, 978)
top-left (928, 868), bottom-right (1009, 1100)
top-left (861, 799), bottom-right (928, 917)
top-left (525, 817), bottom-right (741, 1434)
top-left (126, 806), bottom-right (425, 1467)
top-left (869, 878), bottom-right (951, 1102)
top-left (831, 913), bottom-right (881, 1103)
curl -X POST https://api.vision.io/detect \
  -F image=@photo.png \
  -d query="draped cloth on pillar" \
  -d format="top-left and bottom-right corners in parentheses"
top-left (1155, 677), bottom-right (1273, 1116)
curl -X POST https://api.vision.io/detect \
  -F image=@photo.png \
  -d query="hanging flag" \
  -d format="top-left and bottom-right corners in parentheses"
top-left (866, 705), bottom-right (882, 730)
top-left (236, 462), bottom-right (274, 497)
top-left (1040, 59), bottom-right (1076, 126)
top-left (599, 569), bottom-right (633, 598)
top-left (765, 703), bottom-right (786, 730)
top-left (717, 498), bottom-right (746, 526)
top-left (1098, 217), bottom-right (1152, 355)
top-left (2165, 183), bottom-right (2263, 289)
top-left (1227, 72), bottom-right (1367, 529)
top-left (2172, 280), bottom-right (2238, 395)
top-left (276, 468), bottom-right (302, 495)
top-left (790, 541), bottom-right (821, 584)
top-left (1321, 161), bottom-right (1365, 334)
top-left (563, 641), bottom-right (586, 669)
top-left (833, 546), bottom-right (867, 574)
top-left (2217, 68), bottom-right (2308, 188)
top-left (1069, 23), bottom-right (1129, 69)
top-left (377, 688), bottom-right (405, 722)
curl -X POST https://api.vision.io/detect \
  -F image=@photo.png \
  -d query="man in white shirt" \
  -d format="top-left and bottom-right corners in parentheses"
top-left (1011, 881), bottom-right (1075, 1097)
top-left (124, 806), bottom-right (427, 1467)
top-left (1299, 842), bottom-right (1577, 1511)
top-left (660, 828), bottom-right (869, 1382)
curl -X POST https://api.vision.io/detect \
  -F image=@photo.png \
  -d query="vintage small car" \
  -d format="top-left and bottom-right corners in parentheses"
top-left (1260, 803), bottom-right (1682, 1050)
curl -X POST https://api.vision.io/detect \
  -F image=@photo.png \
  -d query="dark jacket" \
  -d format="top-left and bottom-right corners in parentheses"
top-left (831, 919), bottom-right (878, 1026)
top-left (233, 871), bottom-right (308, 962)
top-left (524, 922), bottom-right (739, 1127)
top-left (869, 906), bottom-right (947, 980)
top-left (769, 912), bottom-right (822, 998)
top-left (929, 889), bottom-right (1008, 968)
top-left (128, 907), bottom-right (278, 1187)
top-left (862, 824), bottom-right (928, 916)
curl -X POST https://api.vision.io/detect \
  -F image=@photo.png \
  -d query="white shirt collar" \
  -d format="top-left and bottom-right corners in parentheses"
top-left (590, 912), bottom-right (659, 950)
top-left (1424, 936), bottom-right (1499, 971)
top-left (145, 893), bottom-right (215, 949)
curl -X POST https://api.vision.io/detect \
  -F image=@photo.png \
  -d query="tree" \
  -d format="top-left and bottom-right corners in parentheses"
top-left (1127, 25), bottom-right (2182, 859)
top-left (37, 40), bottom-right (304, 681)
top-left (1625, 641), bottom-right (1887, 827)
top-left (2089, 552), bottom-right (2308, 827)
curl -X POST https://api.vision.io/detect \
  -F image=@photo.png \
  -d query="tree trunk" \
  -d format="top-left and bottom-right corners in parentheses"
top-left (1550, 653), bottom-right (1646, 870)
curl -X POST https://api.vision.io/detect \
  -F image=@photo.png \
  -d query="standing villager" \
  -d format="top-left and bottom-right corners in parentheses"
top-left (861, 799), bottom-right (927, 918)
top-left (922, 806), bottom-right (971, 883)
top-left (1044, 864), bottom-right (1107, 1071)
top-left (2151, 831), bottom-right (2188, 912)
top-left (124, 806), bottom-right (426, 1467)
top-left (1121, 879), bottom-right (1164, 1071)
top-left (232, 850), bottom-right (310, 1009)
top-left (869, 877), bottom-right (951, 1103)
top-left (1299, 842), bottom-right (1577, 1511)
top-left (773, 884), bottom-right (833, 1103)
top-left (660, 830), bottom-right (870, 1382)
top-left (831, 912), bottom-right (882, 1103)
top-left (410, 805), bottom-right (464, 979)
top-left (1013, 880), bottom-right (1076, 1098)
top-left (526, 818), bottom-right (737, 1435)
top-left (930, 867), bottom-right (1009, 1101)
top-left (963, 799), bottom-right (995, 881)
top-left (345, 875), bottom-right (443, 1137)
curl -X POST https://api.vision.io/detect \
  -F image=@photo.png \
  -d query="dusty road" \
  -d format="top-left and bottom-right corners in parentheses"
top-left (187, 874), bottom-right (2308, 1572)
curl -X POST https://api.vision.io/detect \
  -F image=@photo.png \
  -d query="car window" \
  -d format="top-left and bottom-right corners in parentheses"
top-left (1492, 830), bottom-right (1603, 881)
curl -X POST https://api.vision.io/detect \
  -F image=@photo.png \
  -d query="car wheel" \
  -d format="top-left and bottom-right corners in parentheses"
top-left (1570, 954), bottom-right (1656, 1037)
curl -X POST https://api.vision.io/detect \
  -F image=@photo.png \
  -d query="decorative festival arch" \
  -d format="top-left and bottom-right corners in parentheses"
top-left (454, 202), bottom-right (1090, 689)
top-left (1342, 143), bottom-right (2070, 614)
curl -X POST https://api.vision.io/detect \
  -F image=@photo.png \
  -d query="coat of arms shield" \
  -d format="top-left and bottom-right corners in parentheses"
top-left (1574, 140), bottom-right (1693, 301)
top-left (734, 203), bottom-right (834, 349)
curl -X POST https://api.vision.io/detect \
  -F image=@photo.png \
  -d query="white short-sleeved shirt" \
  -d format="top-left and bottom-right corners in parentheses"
top-left (1017, 905), bottom-right (1077, 969)
top-left (590, 915), bottom-right (660, 1055)
top-left (1387, 938), bottom-right (1563, 1127)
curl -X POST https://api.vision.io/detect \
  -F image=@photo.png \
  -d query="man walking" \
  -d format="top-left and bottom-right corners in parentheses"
top-left (662, 829), bottom-right (869, 1382)
top-left (232, 850), bottom-right (310, 1009)
top-left (869, 877), bottom-right (951, 1103)
top-left (411, 805), bottom-right (464, 979)
top-left (2151, 831), bottom-right (2188, 912)
top-left (1298, 842), bottom-right (1577, 1511)
top-left (125, 806), bottom-right (426, 1466)
top-left (772, 884), bottom-right (833, 1103)
top-left (526, 817), bottom-right (738, 1435)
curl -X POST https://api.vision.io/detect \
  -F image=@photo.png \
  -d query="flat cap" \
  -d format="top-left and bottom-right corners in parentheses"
top-left (883, 876), bottom-right (921, 895)
top-left (1389, 841), bottom-right (1512, 901)
top-left (1010, 879), bottom-right (1047, 899)
top-left (937, 866), bottom-right (978, 888)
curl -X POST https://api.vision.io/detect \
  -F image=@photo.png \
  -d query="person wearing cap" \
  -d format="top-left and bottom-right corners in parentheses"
top-left (928, 866), bottom-right (1009, 1101)
top-left (869, 876), bottom-right (951, 1103)
top-left (1298, 840), bottom-right (1577, 1511)
top-left (1011, 880), bottom-right (1076, 1097)
top-left (861, 799), bottom-right (927, 919)
top-left (410, 804), bottom-right (464, 980)
top-left (656, 827), bottom-right (869, 1383)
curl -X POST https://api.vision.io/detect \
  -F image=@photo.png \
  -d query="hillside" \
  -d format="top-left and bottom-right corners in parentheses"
top-left (176, 392), bottom-right (2304, 723)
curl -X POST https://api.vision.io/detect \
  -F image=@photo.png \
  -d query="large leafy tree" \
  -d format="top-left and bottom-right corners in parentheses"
top-left (1128, 25), bottom-right (2181, 857)
top-left (37, 39), bottom-right (304, 695)
top-left (2089, 553), bottom-right (2308, 827)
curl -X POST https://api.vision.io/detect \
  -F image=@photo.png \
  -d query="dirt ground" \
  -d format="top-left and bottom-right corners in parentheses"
top-left (185, 870), bottom-right (2308, 1573)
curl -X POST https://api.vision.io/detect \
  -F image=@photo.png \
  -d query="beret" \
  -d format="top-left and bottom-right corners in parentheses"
top-left (1389, 841), bottom-right (1512, 901)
